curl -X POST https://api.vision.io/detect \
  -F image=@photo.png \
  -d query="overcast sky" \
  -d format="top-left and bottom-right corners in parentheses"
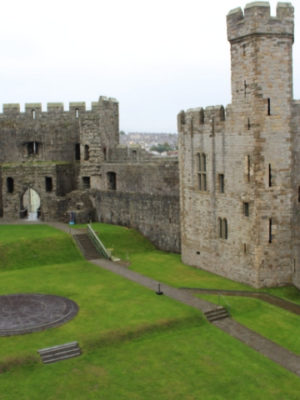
top-left (1, 0), bottom-right (299, 132)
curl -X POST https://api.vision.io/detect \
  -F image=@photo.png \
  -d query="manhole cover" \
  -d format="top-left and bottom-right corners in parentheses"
top-left (0, 294), bottom-right (79, 336)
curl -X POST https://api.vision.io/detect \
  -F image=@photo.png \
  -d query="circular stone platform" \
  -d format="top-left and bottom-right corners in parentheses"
top-left (0, 294), bottom-right (79, 336)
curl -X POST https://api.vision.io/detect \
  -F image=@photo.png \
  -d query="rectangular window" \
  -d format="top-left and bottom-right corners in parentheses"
top-left (197, 153), bottom-right (207, 191)
top-left (45, 177), bottom-right (53, 192)
top-left (82, 176), bottom-right (90, 189)
top-left (243, 202), bottom-right (249, 217)
top-left (75, 143), bottom-right (80, 160)
top-left (7, 177), bottom-right (14, 193)
top-left (84, 145), bottom-right (90, 161)
top-left (27, 141), bottom-right (39, 156)
top-left (244, 155), bottom-right (251, 182)
top-left (218, 174), bottom-right (224, 193)
top-left (107, 172), bottom-right (116, 190)
top-left (218, 217), bottom-right (228, 239)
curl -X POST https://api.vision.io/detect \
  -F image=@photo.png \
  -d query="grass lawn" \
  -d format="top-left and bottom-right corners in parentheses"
top-left (89, 222), bottom-right (300, 353)
top-left (90, 222), bottom-right (300, 304)
top-left (0, 225), bottom-right (83, 271)
top-left (0, 224), bottom-right (300, 399)
top-left (196, 293), bottom-right (300, 354)
top-left (1, 324), bottom-right (300, 400)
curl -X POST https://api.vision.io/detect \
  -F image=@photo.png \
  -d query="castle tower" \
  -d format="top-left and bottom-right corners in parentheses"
top-left (178, 2), bottom-right (297, 287)
top-left (228, 2), bottom-right (295, 286)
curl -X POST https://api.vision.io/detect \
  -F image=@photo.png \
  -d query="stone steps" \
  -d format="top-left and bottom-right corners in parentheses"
top-left (204, 307), bottom-right (230, 322)
top-left (38, 341), bottom-right (81, 364)
top-left (73, 233), bottom-right (101, 259)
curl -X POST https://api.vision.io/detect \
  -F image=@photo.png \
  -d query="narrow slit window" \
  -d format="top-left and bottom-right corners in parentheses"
top-left (199, 109), bottom-right (204, 124)
top-left (244, 81), bottom-right (247, 97)
top-left (197, 153), bottom-right (201, 171)
top-left (220, 107), bottom-right (225, 121)
top-left (75, 108), bottom-right (79, 118)
top-left (75, 143), bottom-right (80, 160)
top-left (218, 218), bottom-right (222, 238)
top-left (267, 98), bottom-right (271, 116)
top-left (45, 177), bottom-right (53, 192)
top-left (243, 202), bottom-right (249, 217)
top-left (223, 219), bottom-right (228, 239)
top-left (247, 118), bottom-right (251, 130)
top-left (245, 155), bottom-right (251, 182)
top-left (268, 164), bottom-right (272, 187)
top-left (7, 177), bottom-right (14, 193)
top-left (269, 218), bottom-right (272, 243)
top-left (103, 147), bottom-right (107, 161)
top-left (84, 145), bottom-right (90, 161)
top-left (298, 186), bottom-right (300, 202)
top-left (32, 109), bottom-right (36, 119)
top-left (201, 154), bottom-right (206, 172)
top-left (219, 174), bottom-right (224, 193)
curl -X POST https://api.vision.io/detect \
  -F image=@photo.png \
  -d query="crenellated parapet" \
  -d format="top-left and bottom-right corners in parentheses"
top-left (178, 105), bottom-right (226, 135)
top-left (227, 2), bottom-right (294, 43)
top-left (0, 96), bottom-right (118, 117)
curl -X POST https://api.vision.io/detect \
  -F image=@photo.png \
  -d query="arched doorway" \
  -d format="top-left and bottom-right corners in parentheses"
top-left (21, 188), bottom-right (41, 221)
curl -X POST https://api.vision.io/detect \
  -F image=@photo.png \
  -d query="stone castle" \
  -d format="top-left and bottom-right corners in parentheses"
top-left (178, 1), bottom-right (300, 288)
top-left (0, 1), bottom-right (299, 289)
top-left (0, 97), bottom-right (180, 253)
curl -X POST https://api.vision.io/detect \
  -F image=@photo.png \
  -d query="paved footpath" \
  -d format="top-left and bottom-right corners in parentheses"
top-left (89, 258), bottom-right (300, 377)
top-left (5, 220), bottom-right (300, 377)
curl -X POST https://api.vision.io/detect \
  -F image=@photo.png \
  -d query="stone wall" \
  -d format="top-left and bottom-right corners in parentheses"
top-left (292, 100), bottom-right (300, 288)
top-left (178, 2), bottom-right (297, 288)
top-left (0, 97), bottom-right (118, 165)
top-left (94, 159), bottom-right (180, 252)
top-left (0, 163), bottom-right (76, 220)
top-left (100, 159), bottom-right (179, 194)
top-left (94, 191), bottom-right (180, 252)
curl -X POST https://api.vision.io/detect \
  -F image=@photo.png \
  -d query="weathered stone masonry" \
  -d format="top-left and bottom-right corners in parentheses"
top-left (0, 97), bottom-right (180, 252)
top-left (178, 2), bottom-right (300, 288)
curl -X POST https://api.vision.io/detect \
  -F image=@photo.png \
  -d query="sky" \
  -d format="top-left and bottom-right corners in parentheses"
top-left (0, 0), bottom-right (299, 133)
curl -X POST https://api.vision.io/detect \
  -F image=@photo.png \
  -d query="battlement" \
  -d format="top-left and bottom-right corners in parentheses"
top-left (1, 96), bottom-right (118, 116)
top-left (227, 2), bottom-right (294, 43)
top-left (178, 105), bottom-right (226, 133)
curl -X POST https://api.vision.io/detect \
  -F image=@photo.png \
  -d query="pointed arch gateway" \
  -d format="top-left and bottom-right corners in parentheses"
top-left (21, 188), bottom-right (41, 221)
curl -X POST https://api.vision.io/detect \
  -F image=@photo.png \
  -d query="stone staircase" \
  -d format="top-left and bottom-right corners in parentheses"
top-left (38, 341), bottom-right (81, 364)
top-left (73, 233), bottom-right (101, 259)
top-left (204, 306), bottom-right (230, 322)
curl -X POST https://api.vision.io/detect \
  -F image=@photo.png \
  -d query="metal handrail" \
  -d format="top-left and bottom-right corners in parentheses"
top-left (87, 224), bottom-right (111, 260)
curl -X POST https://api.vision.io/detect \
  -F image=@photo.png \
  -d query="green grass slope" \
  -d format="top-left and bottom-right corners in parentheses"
top-left (0, 223), bottom-right (300, 399)
top-left (0, 225), bottom-right (83, 271)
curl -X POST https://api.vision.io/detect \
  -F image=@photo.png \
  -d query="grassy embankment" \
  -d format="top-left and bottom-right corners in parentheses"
top-left (91, 223), bottom-right (300, 354)
top-left (0, 224), bottom-right (300, 399)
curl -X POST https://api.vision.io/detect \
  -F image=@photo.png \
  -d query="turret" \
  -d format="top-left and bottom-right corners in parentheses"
top-left (227, 2), bottom-right (294, 107)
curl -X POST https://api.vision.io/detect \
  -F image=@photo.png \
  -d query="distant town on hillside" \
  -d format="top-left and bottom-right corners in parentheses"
top-left (120, 132), bottom-right (178, 154)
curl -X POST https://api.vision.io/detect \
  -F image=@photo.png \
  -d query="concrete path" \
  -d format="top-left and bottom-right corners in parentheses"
top-left (182, 287), bottom-right (300, 315)
top-left (3, 220), bottom-right (300, 376)
top-left (90, 258), bottom-right (300, 377)
top-left (214, 318), bottom-right (300, 376)
top-left (91, 258), bottom-right (217, 313)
